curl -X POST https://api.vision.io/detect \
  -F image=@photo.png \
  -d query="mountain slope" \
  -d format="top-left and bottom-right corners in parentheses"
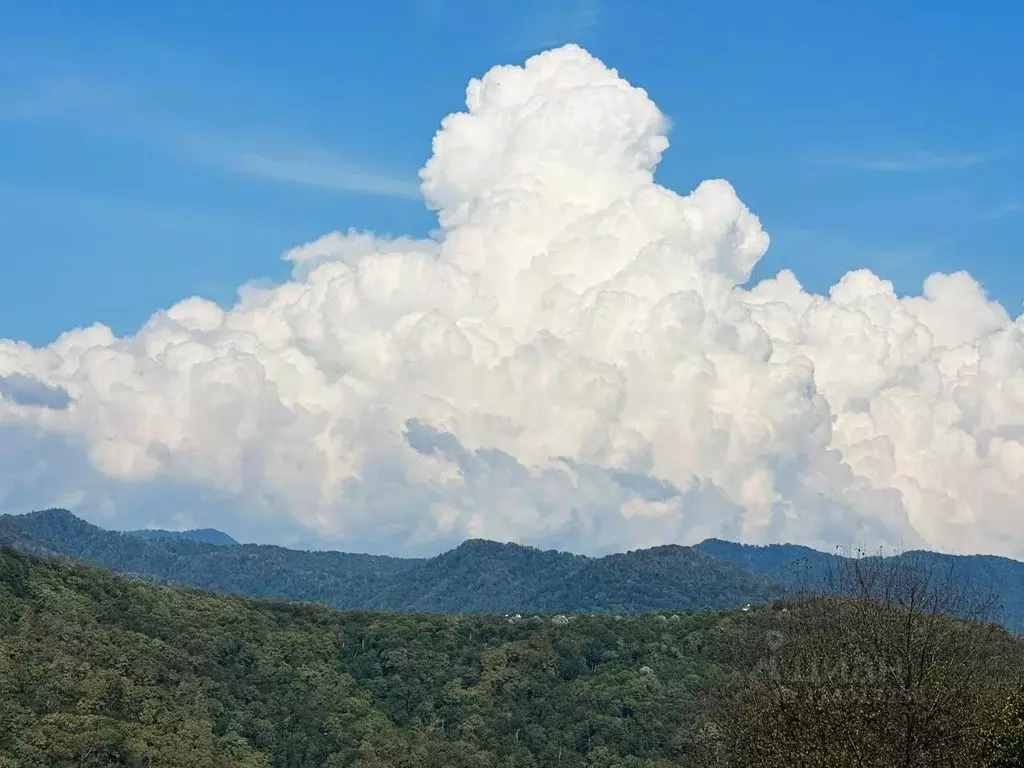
top-left (8, 508), bottom-right (417, 608)
top-left (694, 537), bottom-right (1024, 631)
top-left (128, 527), bottom-right (238, 547)
top-left (0, 514), bottom-right (56, 557)
top-left (367, 538), bottom-right (588, 612)
top-left (9, 511), bottom-right (1024, 627)
top-left (694, 538), bottom-right (832, 581)
top-left (6, 545), bottom-right (1023, 767)
top-left (1, 510), bottom-right (786, 615)
top-left (1, 544), bottom-right (775, 767)
top-left (541, 545), bottom-right (784, 613)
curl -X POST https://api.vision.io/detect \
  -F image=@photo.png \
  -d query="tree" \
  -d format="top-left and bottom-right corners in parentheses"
top-left (707, 547), bottom-right (1024, 767)
top-left (983, 688), bottom-right (1024, 767)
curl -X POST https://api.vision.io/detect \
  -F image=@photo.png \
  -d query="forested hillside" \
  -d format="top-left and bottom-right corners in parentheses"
top-left (2, 546), bottom-right (1024, 767)
top-left (6, 510), bottom-right (1024, 632)
top-left (0, 510), bottom-right (786, 614)
top-left (0, 545), bottom-right (764, 766)
top-left (127, 527), bottom-right (239, 547)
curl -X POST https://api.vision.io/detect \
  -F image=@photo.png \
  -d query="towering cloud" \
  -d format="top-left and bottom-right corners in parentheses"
top-left (2, 46), bottom-right (1021, 556)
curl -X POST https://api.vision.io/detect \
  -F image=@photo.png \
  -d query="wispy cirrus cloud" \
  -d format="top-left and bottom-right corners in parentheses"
top-left (171, 130), bottom-right (421, 200)
top-left (811, 148), bottom-right (991, 173)
top-left (212, 150), bottom-right (421, 199)
top-left (163, 125), bottom-right (422, 200)
top-left (0, 74), bottom-right (420, 200)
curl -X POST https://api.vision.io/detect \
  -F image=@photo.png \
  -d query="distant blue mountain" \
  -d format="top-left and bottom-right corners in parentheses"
top-left (694, 539), bottom-right (831, 582)
top-left (128, 527), bottom-right (238, 547)
top-left (4, 510), bottom-right (1023, 631)
top-left (694, 538), bottom-right (1024, 631)
top-left (1, 510), bottom-right (783, 615)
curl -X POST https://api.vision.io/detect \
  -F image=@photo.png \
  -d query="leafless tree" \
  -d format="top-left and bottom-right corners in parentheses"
top-left (701, 547), bottom-right (1024, 768)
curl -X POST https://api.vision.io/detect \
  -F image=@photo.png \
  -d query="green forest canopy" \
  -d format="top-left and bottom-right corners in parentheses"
top-left (2, 545), bottom-right (1024, 767)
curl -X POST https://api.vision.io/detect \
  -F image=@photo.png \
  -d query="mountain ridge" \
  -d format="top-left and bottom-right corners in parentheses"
top-left (127, 526), bottom-right (238, 547)
top-left (693, 537), bottom-right (1024, 631)
top-left (0, 509), bottom-right (785, 615)
top-left (0, 544), bottom-right (805, 766)
top-left (6, 509), bottom-right (1024, 629)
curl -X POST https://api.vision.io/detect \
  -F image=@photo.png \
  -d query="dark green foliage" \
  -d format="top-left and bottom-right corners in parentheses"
top-left (10, 510), bottom-right (1024, 632)
top-left (0, 545), bottom-right (771, 767)
top-left (1, 509), bottom-right (423, 609)
top-left (128, 528), bottom-right (238, 547)
top-left (1, 510), bottom-right (786, 615)
top-left (694, 538), bottom-right (831, 581)
top-left (3, 545), bottom-right (1022, 766)
top-left (0, 516), bottom-right (56, 558)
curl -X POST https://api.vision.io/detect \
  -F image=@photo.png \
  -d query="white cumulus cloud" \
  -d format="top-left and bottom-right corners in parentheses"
top-left (2, 44), bottom-right (1023, 557)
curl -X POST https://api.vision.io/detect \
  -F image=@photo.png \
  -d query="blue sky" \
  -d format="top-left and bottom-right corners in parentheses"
top-left (2, 0), bottom-right (1021, 347)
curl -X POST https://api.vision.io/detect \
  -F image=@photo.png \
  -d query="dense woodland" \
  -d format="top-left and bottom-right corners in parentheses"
top-left (5, 509), bottom-right (1024, 631)
top-left (0, 545), bottom-right (769, 766)
top-left (1, 545), bottom-right (1024, 767)
top-left (0, 510), bottom-right (787, 615)
top-left (127, 528), bottom-right (238, 547)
